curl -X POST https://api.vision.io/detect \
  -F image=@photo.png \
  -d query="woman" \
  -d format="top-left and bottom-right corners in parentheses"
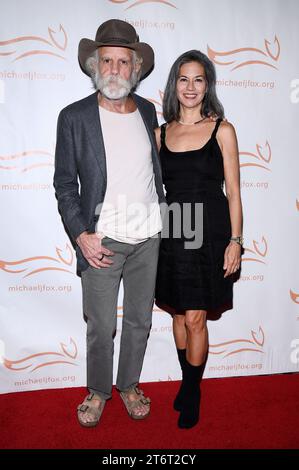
top-left (155, 50), bottom-right (243, 429)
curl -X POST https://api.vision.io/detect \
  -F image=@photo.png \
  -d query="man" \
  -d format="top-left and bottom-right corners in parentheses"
top-left (54, 19), bottom-right (165, 427)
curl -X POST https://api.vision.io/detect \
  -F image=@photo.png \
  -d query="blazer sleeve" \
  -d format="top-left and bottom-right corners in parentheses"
top-left (53, 110), bottom-right (89, 242)
top-left (151, 102), bottom-right (159, 130)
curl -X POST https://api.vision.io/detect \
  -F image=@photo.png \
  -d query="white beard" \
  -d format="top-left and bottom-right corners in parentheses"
top-left (95, 72), bottom-right (138, 100)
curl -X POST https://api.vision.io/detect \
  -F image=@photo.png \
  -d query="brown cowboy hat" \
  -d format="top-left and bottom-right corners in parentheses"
top-left (78, 19), bottom-right (154, 79)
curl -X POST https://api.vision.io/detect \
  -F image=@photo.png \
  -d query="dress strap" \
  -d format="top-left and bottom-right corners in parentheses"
top-left (211, 118), bottom-right (222, 139)
top-left (160, 123), bottom-right (167, 146)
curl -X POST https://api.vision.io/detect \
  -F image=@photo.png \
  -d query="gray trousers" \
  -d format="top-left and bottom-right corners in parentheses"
top-left (81, 235), bottom-right (160, 400)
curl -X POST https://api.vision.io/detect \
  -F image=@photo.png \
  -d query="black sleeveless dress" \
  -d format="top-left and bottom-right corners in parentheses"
top-left (155, 119), bottom-right (233, 311)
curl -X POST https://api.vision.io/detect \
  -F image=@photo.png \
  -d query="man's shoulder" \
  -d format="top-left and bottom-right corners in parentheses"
top-left (133, 92), bottom-right (155, 110)
top-left (60, 91), bottom-right (98, 118)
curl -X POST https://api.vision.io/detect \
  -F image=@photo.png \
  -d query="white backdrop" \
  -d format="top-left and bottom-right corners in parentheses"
top-left (0, 0), bottom-right (298, 394)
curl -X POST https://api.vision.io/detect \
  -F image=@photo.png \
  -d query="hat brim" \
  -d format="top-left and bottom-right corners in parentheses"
top-left (78, 38), bottom-right (154, 80)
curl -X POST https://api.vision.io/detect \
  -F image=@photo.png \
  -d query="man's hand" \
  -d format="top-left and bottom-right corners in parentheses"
top-left (76, 231), bottom-right (114, 269)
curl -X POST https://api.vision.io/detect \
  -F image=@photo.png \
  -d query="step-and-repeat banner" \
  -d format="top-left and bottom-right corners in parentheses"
top-left (1, 0), bottom-right (298, 394)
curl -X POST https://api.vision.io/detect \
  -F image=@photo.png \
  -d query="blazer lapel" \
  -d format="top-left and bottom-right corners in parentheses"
top-left (132, 93), bottom-right (164, 189)
top-left (84, 92), bottom-right (107, 182)
top-left (132, 94), bottom-right (156, 149)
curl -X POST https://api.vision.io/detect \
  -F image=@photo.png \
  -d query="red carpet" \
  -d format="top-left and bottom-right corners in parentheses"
top-left (1, 373), bottom-right (298, 449)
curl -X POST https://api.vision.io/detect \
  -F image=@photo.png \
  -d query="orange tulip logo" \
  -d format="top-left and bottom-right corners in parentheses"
top-left (0, 149), bottom-right (54, 173)
top-left (209, 326), bottom-right (265, 358)
top-left (108, 0), bottom-right (177, 10)
top-left (0, 244), bottom-right (74, 277)
top-left (0, 25), bottom-right (67, 62)
top-left (207, 36), bottom-right (280, 71)
top-left (3, 338), bottom-right (78, 372)
top-left (147, 90), bottom-right (164, 118)
top-left (239, 141), bottom-right (271, 171)
top-left (290, 290), bottom-right (299, 304)
top-left (242, 236), bottom-right (268, 264)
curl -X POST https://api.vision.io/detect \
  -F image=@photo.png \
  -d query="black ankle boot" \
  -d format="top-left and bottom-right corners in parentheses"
top-left (173, 348), bottom-right (187, 411)
top-left (178, 360), bottom-right (206, 429)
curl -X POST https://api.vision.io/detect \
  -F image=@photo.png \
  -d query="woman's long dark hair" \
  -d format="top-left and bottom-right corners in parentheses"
top-left (163, 49), bottom-right (224, 123)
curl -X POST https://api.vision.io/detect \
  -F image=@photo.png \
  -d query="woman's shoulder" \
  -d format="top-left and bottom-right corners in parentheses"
top-left (218, 119), bottom-right (237, 140)
top-left (218, 119), bottom-right (236, 133)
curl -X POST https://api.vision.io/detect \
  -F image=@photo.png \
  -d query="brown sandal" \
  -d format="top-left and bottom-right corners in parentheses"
top-left (119, 386), bottom-right (151, 420)
top-left (77, 392), bottom-right (106, 427)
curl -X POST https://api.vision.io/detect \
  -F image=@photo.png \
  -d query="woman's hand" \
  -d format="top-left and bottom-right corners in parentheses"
top-left (223, 241), bottom-right (242, 277)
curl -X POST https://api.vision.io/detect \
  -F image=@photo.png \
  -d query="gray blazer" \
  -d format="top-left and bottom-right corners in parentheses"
top-left (53, 91), bottom-right (165, 275)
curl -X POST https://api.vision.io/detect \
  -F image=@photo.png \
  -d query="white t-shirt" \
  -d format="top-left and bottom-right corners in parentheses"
top-left (96, 105), bottom-right (162, 244)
